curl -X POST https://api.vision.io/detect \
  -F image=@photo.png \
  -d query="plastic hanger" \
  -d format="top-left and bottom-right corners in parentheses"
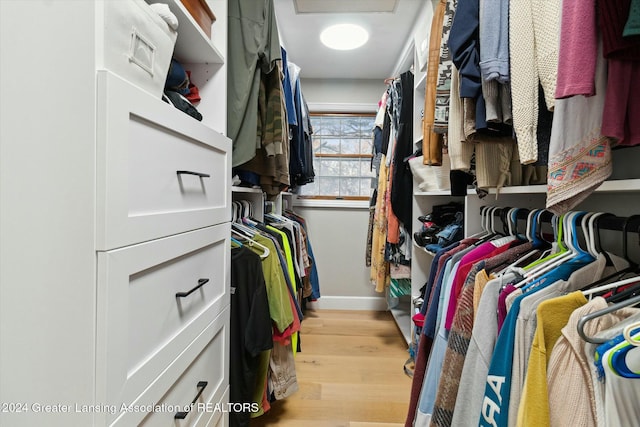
top-left (582, 275), bottom-right (640, 298)
top-left (522, 210), bottom-right (569, 271)
top-left (469, 206), bottom-right (491, 238)
top-left (581, 215), bottom-right (640, 292)
top-left (606, 329), bottom-right (640, 378)
top-left (231, 228), bottom-right (270, 259)
top-left (232, 221), bottom-right (256, 238)
top-left (624, 321), bottom-right (640, 347)
top-left (578, 293), bottom-right (640, 344)
top-left (515, 211), bottom-right (586, 289)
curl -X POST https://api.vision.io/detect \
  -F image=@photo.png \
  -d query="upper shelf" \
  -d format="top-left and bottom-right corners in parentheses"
top-left (232, 186), bottom-right (263, 194)
top-left (414, 179), bottom-right (640, 197)
top-left (414, 71), bottom-right (427, 92)
top-left (151, 0), bottom-right (224, 64)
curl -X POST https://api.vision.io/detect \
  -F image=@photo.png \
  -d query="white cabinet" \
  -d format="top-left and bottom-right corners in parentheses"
top-left (0, 1), bottom-right (230, 426)
top-left (97, 72), bottom-right (230, 250)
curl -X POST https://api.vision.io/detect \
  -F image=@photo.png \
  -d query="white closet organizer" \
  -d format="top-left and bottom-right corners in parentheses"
top-left (0, 1), bottom-right (230, 426)
top-left (232, 187), bottom-right (266, 221)
top-left (397, 179), bottom-right (640, 343)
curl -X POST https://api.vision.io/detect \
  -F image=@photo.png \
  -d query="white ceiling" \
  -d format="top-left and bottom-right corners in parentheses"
top-left (273, 0), bottom-right (427, 80)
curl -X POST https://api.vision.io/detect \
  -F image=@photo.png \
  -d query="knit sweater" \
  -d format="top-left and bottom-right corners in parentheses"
top-left (509, 0), bottom-right (562, 164)
top-left (555, 0), bottom-right (598, 98)
top-left (546, 298), bottom-right (640, 427)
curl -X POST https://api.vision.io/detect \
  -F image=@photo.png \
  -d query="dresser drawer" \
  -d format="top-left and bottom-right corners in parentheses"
top-left (96, 224), bottom-right (230, 425)
top-left (203, 388), bottom-right (229, 427)
top-left (96, 71), bottom-right (231, 251)
top-left (110, 308), bottom-right (230, 426)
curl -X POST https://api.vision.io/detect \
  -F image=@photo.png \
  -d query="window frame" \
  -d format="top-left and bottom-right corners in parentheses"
top-left (298, 112), bottom-right (376, 201)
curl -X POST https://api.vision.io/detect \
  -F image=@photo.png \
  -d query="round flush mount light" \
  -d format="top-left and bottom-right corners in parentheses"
top-left (320, 24), bottom-right (369, 50)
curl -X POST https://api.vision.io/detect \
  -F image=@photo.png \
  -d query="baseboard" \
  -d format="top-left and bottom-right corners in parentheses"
top-left (306, 296), bottom-right (388, 311)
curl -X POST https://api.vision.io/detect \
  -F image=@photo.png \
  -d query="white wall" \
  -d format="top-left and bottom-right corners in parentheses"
top-left (295, 78), bottom-right (387, 310)
top-left (301, 77), bottom-right (385, 111)
top-left (294, 203), bottom-right (387, 310)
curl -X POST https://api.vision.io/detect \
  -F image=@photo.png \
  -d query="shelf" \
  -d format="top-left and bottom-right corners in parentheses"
top-left (414, 71), bottom-right (427, 92)
top-left (390, 296), bottom-right (412, 345)
top-left (412, 241), bottom-right (437, 257)
top-left (414, 189), bottom-right (467, 196)
top-left (596, 179), bottom-right (640, 193)
top-left (413, 179), bottom-right (640, 198)
top-left (292, 199), bottom-right (370, 209)
top-left (231, 186), bottom-right (263, 194)
top-left (153, 0), bottom-right (224, 64)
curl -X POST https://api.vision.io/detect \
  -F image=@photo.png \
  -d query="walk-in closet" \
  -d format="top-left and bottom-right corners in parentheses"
top-left (1, 0), bottom-right (640, 426)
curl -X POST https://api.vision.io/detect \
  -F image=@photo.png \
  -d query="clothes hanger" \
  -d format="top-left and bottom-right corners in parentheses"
top-left (498, 206), bottom-right (512, 236)
top-left (515, 211), bottom-right (585, 289)
top-left (475, 206), bottom-right (503, 244)
top-left (521, 210), bottom-right (564, 268)
top-left (469, 206), bottom-right (491, 238)
top-left (493, 209), bottom-right (544, 276)
top-left (582, 273), bottom-right (640, 297)
top-left (605, 328), bottom-right (640, 378)
top-left (591, 213), bottom-right (616, 266)
top-left (624, 321), bottom-right (640, 347)
top-left (231, 228), bottom-right (270, 259)
top-left (581, 215), bottom-right (640, 292)
top-left (232, 221), bottom-right (256, 238)
top-left (577, 293), bottom-right (640, 344)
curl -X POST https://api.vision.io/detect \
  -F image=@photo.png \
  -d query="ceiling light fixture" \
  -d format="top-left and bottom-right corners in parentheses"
top-left (320, 24), bottom-right (369, 50)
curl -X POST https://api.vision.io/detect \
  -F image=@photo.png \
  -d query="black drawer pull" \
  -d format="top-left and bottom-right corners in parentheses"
top-left (176, 278), bottom-right (209, 298)
top-left (177, 170), bottom-right (210, 178)
top-left (174, 381), bottom-right (208, 419)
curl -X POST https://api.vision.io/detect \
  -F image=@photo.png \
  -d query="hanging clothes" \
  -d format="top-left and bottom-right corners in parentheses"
top-left (228, 0), bottom-right (281, 167)
top-left (229, 246), bottom-right (273, 427)
top-left (390, 70), bottom-right (415, 235)
top-left (423, 0), bottom-right (446, 166)
top-left (546, 44), bottom-right (612, 215)
top-left (546, 298), bottom-right (639, 427)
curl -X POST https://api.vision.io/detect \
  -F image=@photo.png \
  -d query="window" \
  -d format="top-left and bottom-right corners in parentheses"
top-left (300, 113), bottom-right (376, 199)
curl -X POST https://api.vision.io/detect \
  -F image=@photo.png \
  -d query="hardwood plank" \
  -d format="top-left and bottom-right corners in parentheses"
top-left (251, 309), bottom-right (411, 426)
top-left (303, 309), bottom-right (395, 321)
top-left (299, 334), bottom-right (409, 358)
top-left (300, 317), bottom-right (403, 337)
top-left (294, 354), bottom-right (410, 384)
top-left (350, 423), bottom-right (405, 427)
top-left (320, 383), bottom-right (410, 403)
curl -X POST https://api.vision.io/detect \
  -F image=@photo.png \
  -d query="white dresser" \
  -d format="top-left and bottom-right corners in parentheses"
top-left (0, 1), bottom-right (231, 426)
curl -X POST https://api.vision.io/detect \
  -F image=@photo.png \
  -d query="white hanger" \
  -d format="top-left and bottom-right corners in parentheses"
top-left (582, 275), bottom-right (640, 297)
top-left (623, 321), bottom-right (640, 347)
top-left (231, 228), bottom-right (270, 259)
top-left (514, 211), bottom-right (582, 288)
top-left (469, 206), bottom-right (491, 238)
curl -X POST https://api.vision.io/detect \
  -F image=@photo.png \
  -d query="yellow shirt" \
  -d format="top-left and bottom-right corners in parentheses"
top-left (517, 291), bottom-right (587, 427)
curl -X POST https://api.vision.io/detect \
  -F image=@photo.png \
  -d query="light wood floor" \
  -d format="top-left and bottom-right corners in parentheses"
top-left (250, 309), bottom-right (412, 427)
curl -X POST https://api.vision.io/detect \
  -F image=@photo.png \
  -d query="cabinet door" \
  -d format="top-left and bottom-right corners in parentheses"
top-left (96, 71), bottom-right (231, 250)
top-left (96, 224), bottom-right (230, 425)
